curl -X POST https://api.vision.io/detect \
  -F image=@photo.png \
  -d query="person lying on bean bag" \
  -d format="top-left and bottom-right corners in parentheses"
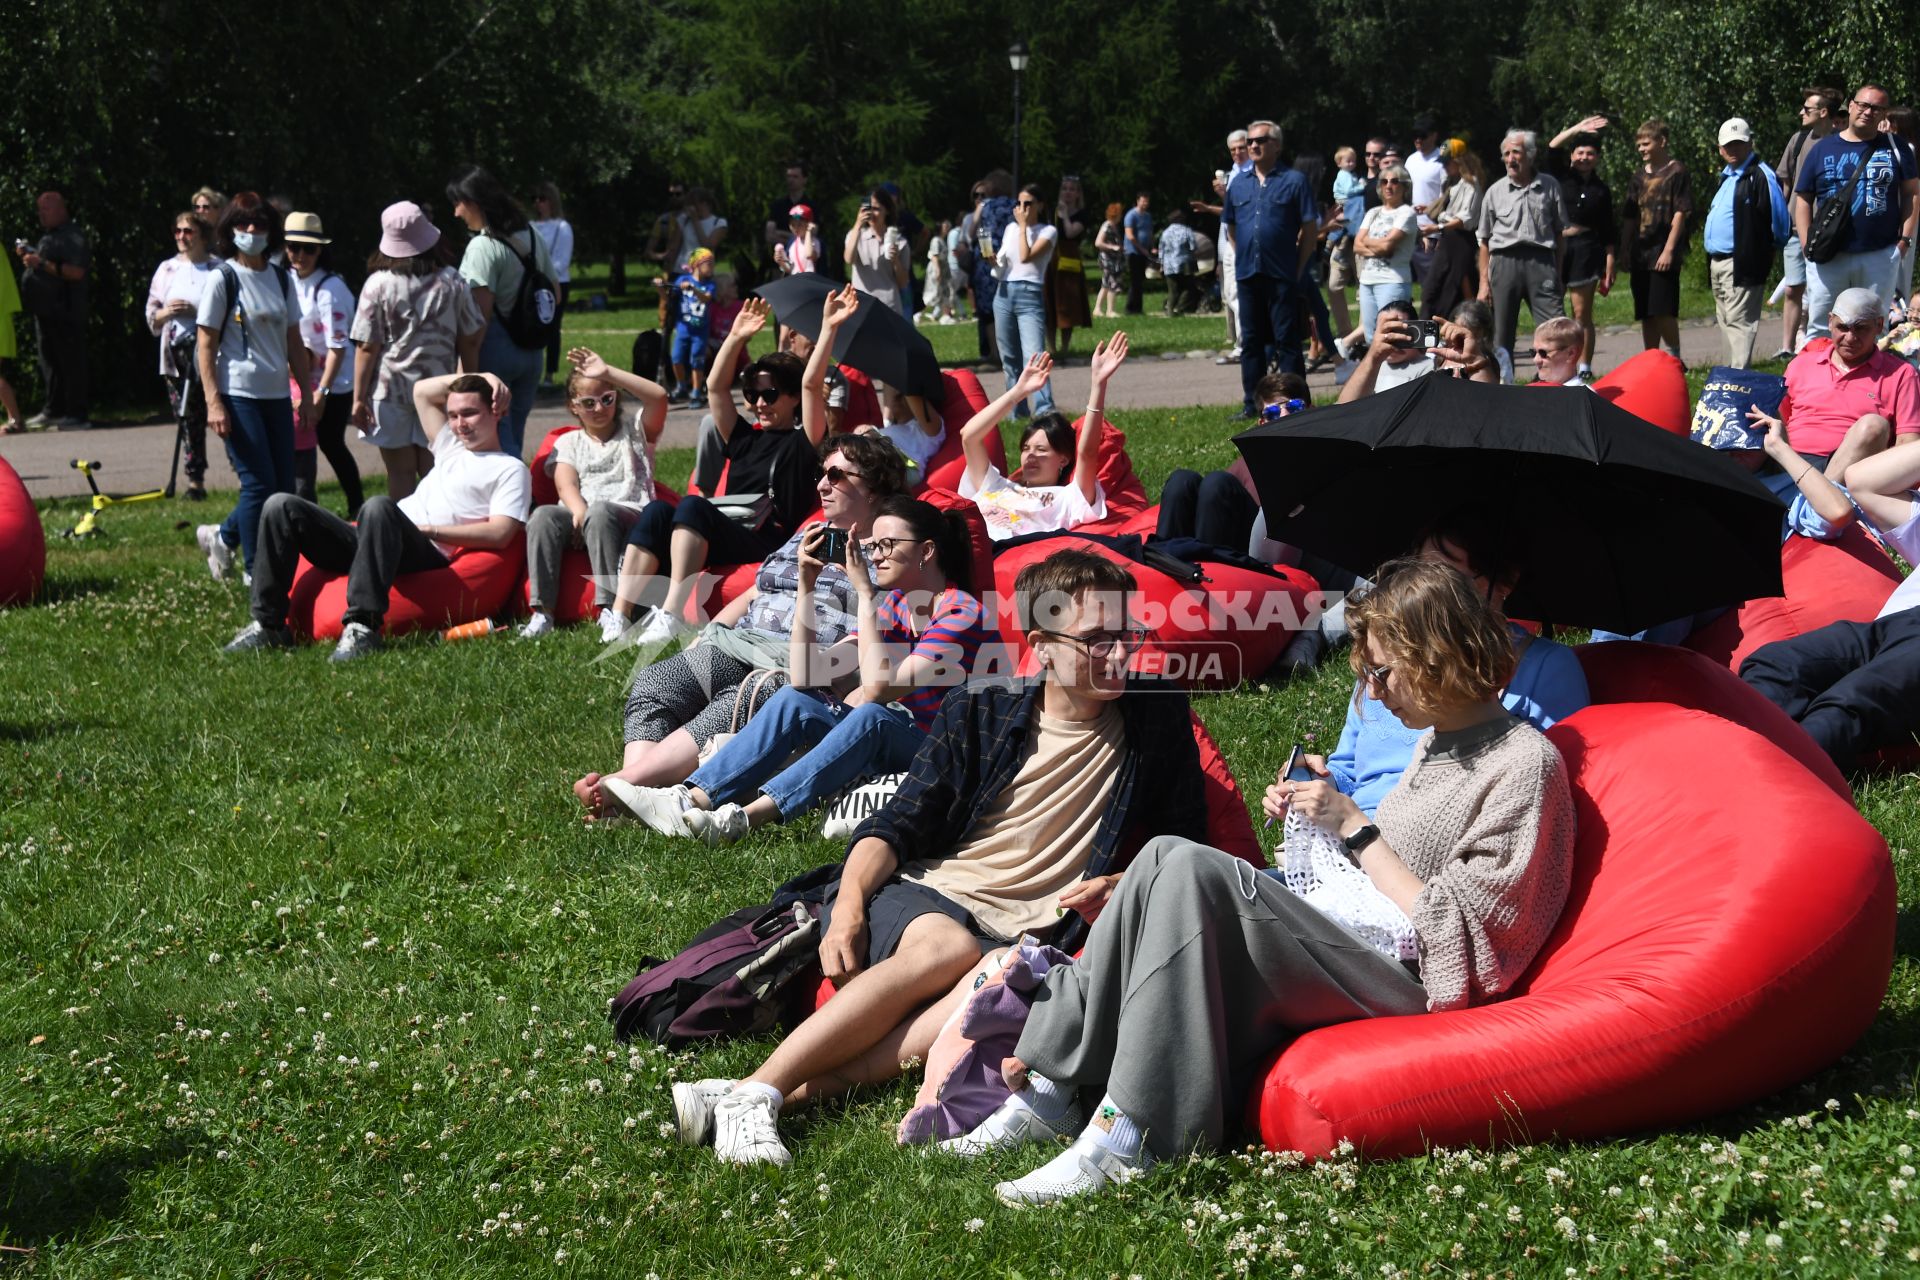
top-left (223, 370), bottom-right (530, 662)
top-left (944, 556), bottom-right (1577, 1204)
top-left (957, 342), bottom-right (1124, 542)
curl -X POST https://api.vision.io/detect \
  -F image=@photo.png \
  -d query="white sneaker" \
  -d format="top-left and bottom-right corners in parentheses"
top-left (632, 606), bottom-right (691, 648)
top-left (671, 1078), bottom-right (738, 1145)
top-left (196, 524), bottom-right (234, 580)
top-left (329, 620), bottom-right (383, 662)
top-left (711, 1090), bottom-right (791, 1166)
top-left (518, 610), bottom-right (555, 640)
top-left (597, 607), bottom-right (629, 644)
top-left (994, 1130), bottom-right (1153, 1206)
top-left (599, 778), bottom-right (693, 836)
top-left (937, 1093), bottom-right (1085, 1158)
top-left (684, 803), bottom-right (751, 847)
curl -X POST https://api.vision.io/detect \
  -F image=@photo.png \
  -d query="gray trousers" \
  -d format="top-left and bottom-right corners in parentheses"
top-left (1710, 257), bottom-right (1764, 370)
top-left (526, 501), bottom-right (639, 611)
top-left (1016, 837), bottom-right (1427, 1158)
top-left (1486, 246), bottom-right (1563, 369)
top-left (692, 414), bottom-right (725, 495)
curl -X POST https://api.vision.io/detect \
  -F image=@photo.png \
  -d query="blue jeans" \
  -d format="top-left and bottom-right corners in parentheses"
top-left (1357, 279), bottom-right (1412, 341)
top-left (479, 318), bottom-right (542, 462)
top-left (993, 279), bottom-right (1054, 418)
top-left (687, 686), bottom-right (923, 821)
top-left (218, 395), bottom-right (296, 570)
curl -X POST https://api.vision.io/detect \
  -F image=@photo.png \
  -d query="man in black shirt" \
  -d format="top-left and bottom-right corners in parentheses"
top-left (1773, 86), bottom-right (1842, 359)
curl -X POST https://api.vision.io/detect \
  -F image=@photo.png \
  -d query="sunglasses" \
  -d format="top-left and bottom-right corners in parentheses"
top-left (742, 384), bottom-right (788, 404)
top-left (233, 221), bottom-right (267, 232)
top-left (173, 227), bottom-right (198, 238)
top-left (859, 535), bottom-right (926, 559)
top-left (1361, 661), bottom-right (1392, 688)
top-left (1364, 151), bottom-right (1385, 158)
top-left (1378, 179), bottom-right (1405, 185)
top-left (821, 465), bottom-right (865, 486)
top-left (193, 202), bottom-right (216, 212)
top-left (1037, 627), bottom-right (1150, 659)
top-left (572, 391), bottom-right (618, 410)
top-left (1260, 399), bottom-right (1306, 421)
top-left (1528, 347), bottom-right (1560, 359)
top-left (286, 243), bottom-right (320, 255)
top-left (1248, 135), bottom-right (1275, 146)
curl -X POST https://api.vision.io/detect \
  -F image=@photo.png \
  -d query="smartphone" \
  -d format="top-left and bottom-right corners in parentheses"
top-left (1285, 741), bottom-right (1314, 783)
top-left (1394, 318), bottom-right (1440, 350)
top-left (817, 526), bottom-right (849, 564)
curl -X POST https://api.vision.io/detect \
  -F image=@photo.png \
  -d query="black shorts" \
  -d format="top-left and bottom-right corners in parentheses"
top-left (1630, 267), bottom-right (1682, 320)
top-left (1563, 238), bottom-right (1608, 289)
top-left (819, 878), bottom-right (999, 968)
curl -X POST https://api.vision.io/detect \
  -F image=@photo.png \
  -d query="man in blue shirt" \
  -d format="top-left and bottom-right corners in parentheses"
top-left (1793, 83), bottom-right (1919, 339)
top-left (1705, 117), bottom-right (1790, 369)
top-left (1122, 193), bottom-right (1154, 315)
top-left (1221, 120), bottom-right (1318, 418)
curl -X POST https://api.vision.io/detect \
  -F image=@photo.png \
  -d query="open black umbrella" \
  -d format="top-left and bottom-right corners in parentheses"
top-left (753, 274), bottom-right (944, 400)
top-left (1233, 374), bottom-right (1787, 633)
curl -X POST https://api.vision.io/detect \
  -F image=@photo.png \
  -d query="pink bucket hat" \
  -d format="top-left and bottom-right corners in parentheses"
top-left (378, 201), bottom-right (441, 257)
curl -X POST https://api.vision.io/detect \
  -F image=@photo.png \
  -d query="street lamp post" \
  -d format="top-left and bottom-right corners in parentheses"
top-left (1008, 41), bottom-right (1029, 194)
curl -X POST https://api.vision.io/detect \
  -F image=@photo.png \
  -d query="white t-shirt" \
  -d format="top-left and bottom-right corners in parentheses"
top-left (996, 223), bottom-right (1058, 284)
top-left (875, 419), bottom-right (947, 481)
top-left (534, 218), bottom-right (574, 283)
top-left (958, 463), bottom-right (1106, 541)
top-left (1357, 205), bottom-right (1419, 286)
top-left (673, 213), bottom-right (727, 270)
top-left (292, 271), bottom-right (357, 395)
top-left (1405, 147), bottom-right (1449, 220)
top-left (400, 426), bottom-right (534, 556)
top-left (1873, 497), bottom-right (1920, 620)
top-left (1375, 357), bottom-right (1436, 391)
top-left (149, 256), bottom-right (219, 375)
top-left (196, 262), bottom-right (298, 400)
top-left (549, 411), bottom-right (656, 511)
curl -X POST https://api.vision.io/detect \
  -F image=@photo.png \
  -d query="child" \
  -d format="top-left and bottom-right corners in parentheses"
top-left (669, 247), bottom-right (717, 406)
top-left (706, 274), bottom-right (742, 355)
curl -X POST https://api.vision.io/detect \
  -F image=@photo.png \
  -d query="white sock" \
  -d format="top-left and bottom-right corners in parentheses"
top-left (1086, 1092), bottom-right (1144, 1161)
top-left (1020, 1071), bottom-right (1074, 1124)
top-left (734, 1080), bottom-right (783, 1112)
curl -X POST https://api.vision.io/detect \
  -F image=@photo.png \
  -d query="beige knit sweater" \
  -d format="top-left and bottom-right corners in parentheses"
top-left (1373, 716), bottom-right (1578, 1012)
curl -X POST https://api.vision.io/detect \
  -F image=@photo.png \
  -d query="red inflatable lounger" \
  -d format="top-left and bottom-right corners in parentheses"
top-left (1687, 526), bottom-right (1900, 672)
top-left (523, 425), bottom-right (683, 624)
top-left (0, 455), bottom-right (45, 607)
top-left (287, 537), bottom-right (529, 641)
top-left (1250, 701), bottom-right (1892, 1158)
top-left (923, 369), bottom-right (1005, 493)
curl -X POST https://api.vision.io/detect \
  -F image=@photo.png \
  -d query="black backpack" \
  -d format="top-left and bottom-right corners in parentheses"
top-left (496, 228), bottom-right (562, 350)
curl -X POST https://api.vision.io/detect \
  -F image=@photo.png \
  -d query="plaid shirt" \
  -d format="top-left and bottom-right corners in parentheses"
top-left (852, 676), bottom-right (1209, 950)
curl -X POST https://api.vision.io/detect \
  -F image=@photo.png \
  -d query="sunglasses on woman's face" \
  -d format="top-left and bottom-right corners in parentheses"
top-left (174, 227), bottom-right (197, 239)
top-left (572, 391), bottom-right (617, 410)
top-left (821, 465), bottom-right (865, 486)
top-left (742, 384), bottom-right (787, 404)
top-left (286, 243), bottom-right (320, 255)
top-left (194, 202), bottom-right (216, 212)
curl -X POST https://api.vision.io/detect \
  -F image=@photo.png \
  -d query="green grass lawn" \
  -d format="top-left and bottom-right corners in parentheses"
top-left (3, 409), bottom-right (1918, 1276)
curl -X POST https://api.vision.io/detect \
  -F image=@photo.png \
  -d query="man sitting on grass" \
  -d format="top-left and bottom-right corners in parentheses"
top-left (670, 548), bottom-right (1210, 1167)
top-left (223, 371), bottom-right (531, 661)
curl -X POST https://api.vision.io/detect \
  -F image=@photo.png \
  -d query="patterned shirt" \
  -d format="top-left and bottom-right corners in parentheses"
top-left (741, 530), bottom-right (863, 646)
top-left (350, 266), bottom-right (485, 404)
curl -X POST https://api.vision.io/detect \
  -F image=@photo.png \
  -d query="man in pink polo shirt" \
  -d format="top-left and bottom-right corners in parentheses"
top-left (1780, 287), bottom-right (1920, 465)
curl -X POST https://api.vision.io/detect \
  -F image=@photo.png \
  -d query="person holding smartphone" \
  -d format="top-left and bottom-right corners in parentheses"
top-left (845, 187), bottom-right (911, 314)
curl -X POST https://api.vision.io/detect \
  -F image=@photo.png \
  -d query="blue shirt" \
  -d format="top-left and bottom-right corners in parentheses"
top-left (1159, 223), bottom-right (1198, 273)
top-left (1221, 165), bottom-right (1319, 282)
top-left (1330, 170), bottom-right (1366, 244)
top-left (674, 272), bottom-right (713, 329)
top-left (1705, 153), bottom-right (1789, 255)
top-left (1327, 629), bottom-right (1590, 816)
top-left (1123, 207), bottom-right (1154, 258)
top-left (1794, 133), bottom-right (1918, 254)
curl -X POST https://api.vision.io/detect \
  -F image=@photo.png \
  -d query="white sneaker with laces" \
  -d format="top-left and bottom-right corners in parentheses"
top-left (599, 778), bottom-right (693, 836)
top-left (684, 803), bottom-right (751, 847)
top-left (671, 1078), bottom-right (738, 1145)
top-left (518, 611), bottom-right (555, 640)
top-left (329, 620), bottom-right (383, 662)
top-left (994, 1129), bottom-right (1154, 1206)
top-left (597, 607), bottom-right (629, 644)
top-left (196, 524), bottom-right (234, 580)
top-left (632, 606), bottom-right (690, 648)
top-left (937, 1093), bottom-right (1085, 1158)
top-left (711, 1090), bottom-right (791, 1166)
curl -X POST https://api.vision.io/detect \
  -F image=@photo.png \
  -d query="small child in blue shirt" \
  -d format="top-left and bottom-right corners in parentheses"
top-left (1330, 146), bottom-right (1366, 246)
top-left (669, 247), bottom-right (717, 406)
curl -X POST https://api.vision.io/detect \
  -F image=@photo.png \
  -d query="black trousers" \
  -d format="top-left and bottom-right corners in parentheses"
top-left (1157, 469), bottom-right (1259, 553)
top-left (1237, 272), bottom-right (1304, 409)
top-left (311, 392), bottom-right (365, 515)
top-left (1740, 608), bottom-right (1920, 768)
top-left (34, 313), bottom-right (87, 419)
top-left (1125, 254), bottom-right (1148, 314)
top-left (251, 494), bottom-right (447, 630)
top-left (624, 495), bottom-right (781, 569)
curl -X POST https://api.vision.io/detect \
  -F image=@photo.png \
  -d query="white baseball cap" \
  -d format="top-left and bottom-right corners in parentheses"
top-left (1718, 118), bottom-right (1754, 146)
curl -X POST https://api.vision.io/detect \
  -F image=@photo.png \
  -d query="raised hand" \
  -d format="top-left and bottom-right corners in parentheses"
top-left (1014, 351), bottom-right (1054, 396)
top-left (1574, 114), bottom-right (1610, 134)
top-left (567, 346), bottom-right (608, 380)
top-left (1089, 331), bottom-right (1130, 384)
top-left (732, 296), bottom-right (771, 340)
top-left (822, 284), bottom-right (861, 329)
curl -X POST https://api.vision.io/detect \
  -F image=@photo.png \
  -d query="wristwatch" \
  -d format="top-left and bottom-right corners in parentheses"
top-left (1342, 823), bottom-right (1383, 857)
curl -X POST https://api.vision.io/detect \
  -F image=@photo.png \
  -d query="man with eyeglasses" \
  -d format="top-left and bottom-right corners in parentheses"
top-left (1773, 87), bottom-right (1843, 358)
top-left (1222, 120), bottom-right (1319, 419)
top-left (1793, 83), bottom-right (1919, 340)
top-left (1476, 129), bottom-right (1568, 378)
top-left (15, 190), bottom-right (91, 428)
top-left (1778, 287), bottom-right (1920, 466)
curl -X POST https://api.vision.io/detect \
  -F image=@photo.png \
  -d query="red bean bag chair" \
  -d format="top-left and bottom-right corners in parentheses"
top-left (0, 455), bottom-right (45, 607)
top-left (1573, 640), bottom-right (1848, 797)
top-left (521, 426), bottom-right (680, 624)
top-left (988, 534), bottom-right (1317, 689)
top-left (1250, 701), bottom-right (1893, 1158)
top-left (286, 534), bottom-right (529, 642)
top-left (833, 365), bottom-right (886, 433)
top-left (1590, 349), bottom-right (1690, 435)
top-left (1686, 526), bottom-right (1901, 672)
top-left (923, 369), bottom-right (1002, 492)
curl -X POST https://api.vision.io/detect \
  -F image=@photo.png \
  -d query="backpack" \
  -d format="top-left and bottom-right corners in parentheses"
top-left (630, 329), bottom-right (664, 384)
top-left (495, 228), bottom-right (561, 350)
top-left (214, 260), bottom-right (294, 360)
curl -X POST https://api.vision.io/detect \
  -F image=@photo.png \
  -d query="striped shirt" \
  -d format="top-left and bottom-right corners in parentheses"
top-left (877, 586), bottom-right (990, 731)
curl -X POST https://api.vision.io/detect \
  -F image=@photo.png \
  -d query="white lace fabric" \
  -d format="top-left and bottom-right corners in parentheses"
top-left (1279, 810), bottom-right (1419, 963)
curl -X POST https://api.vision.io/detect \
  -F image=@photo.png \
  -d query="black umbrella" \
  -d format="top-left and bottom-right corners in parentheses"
top-left (752, 274), bottom-right (944, 400)
top-left (1232, 374), bottom-right (1787, 633)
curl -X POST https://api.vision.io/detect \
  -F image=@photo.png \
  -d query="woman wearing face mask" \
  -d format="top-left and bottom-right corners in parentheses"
top-left (617, 495), bottom-right (990, 845)
top-left (145, 209), bottom-right (219, 499)
top-left (994, 184), bottom-right (1060, 417)
top-left (607, 297), bottom-right (828, 646)
top-left (959, 341), bottom-right (1127, 542)
top-left (845, 187), bottom-right (912, 315)
top-left (447, 163), bottom-right (558, 460)
top-left (573, 432), bottom-right (912, 825)
top-left (192, 193), bottom-right (316, 583)
top-left (282, 212), bottom-right (363, 515)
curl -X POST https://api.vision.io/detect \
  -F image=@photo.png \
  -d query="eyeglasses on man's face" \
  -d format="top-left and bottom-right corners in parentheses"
top-left (1038, 626), bottom-right (1150, 659)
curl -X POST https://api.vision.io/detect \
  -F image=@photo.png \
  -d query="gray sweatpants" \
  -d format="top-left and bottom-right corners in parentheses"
top-left (1486, 246), bottom-right (1563, 371)
top-left (526, 501), bottom-right (640, 611)
top-left (1016, 837), bottom-right (1427, 1158)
